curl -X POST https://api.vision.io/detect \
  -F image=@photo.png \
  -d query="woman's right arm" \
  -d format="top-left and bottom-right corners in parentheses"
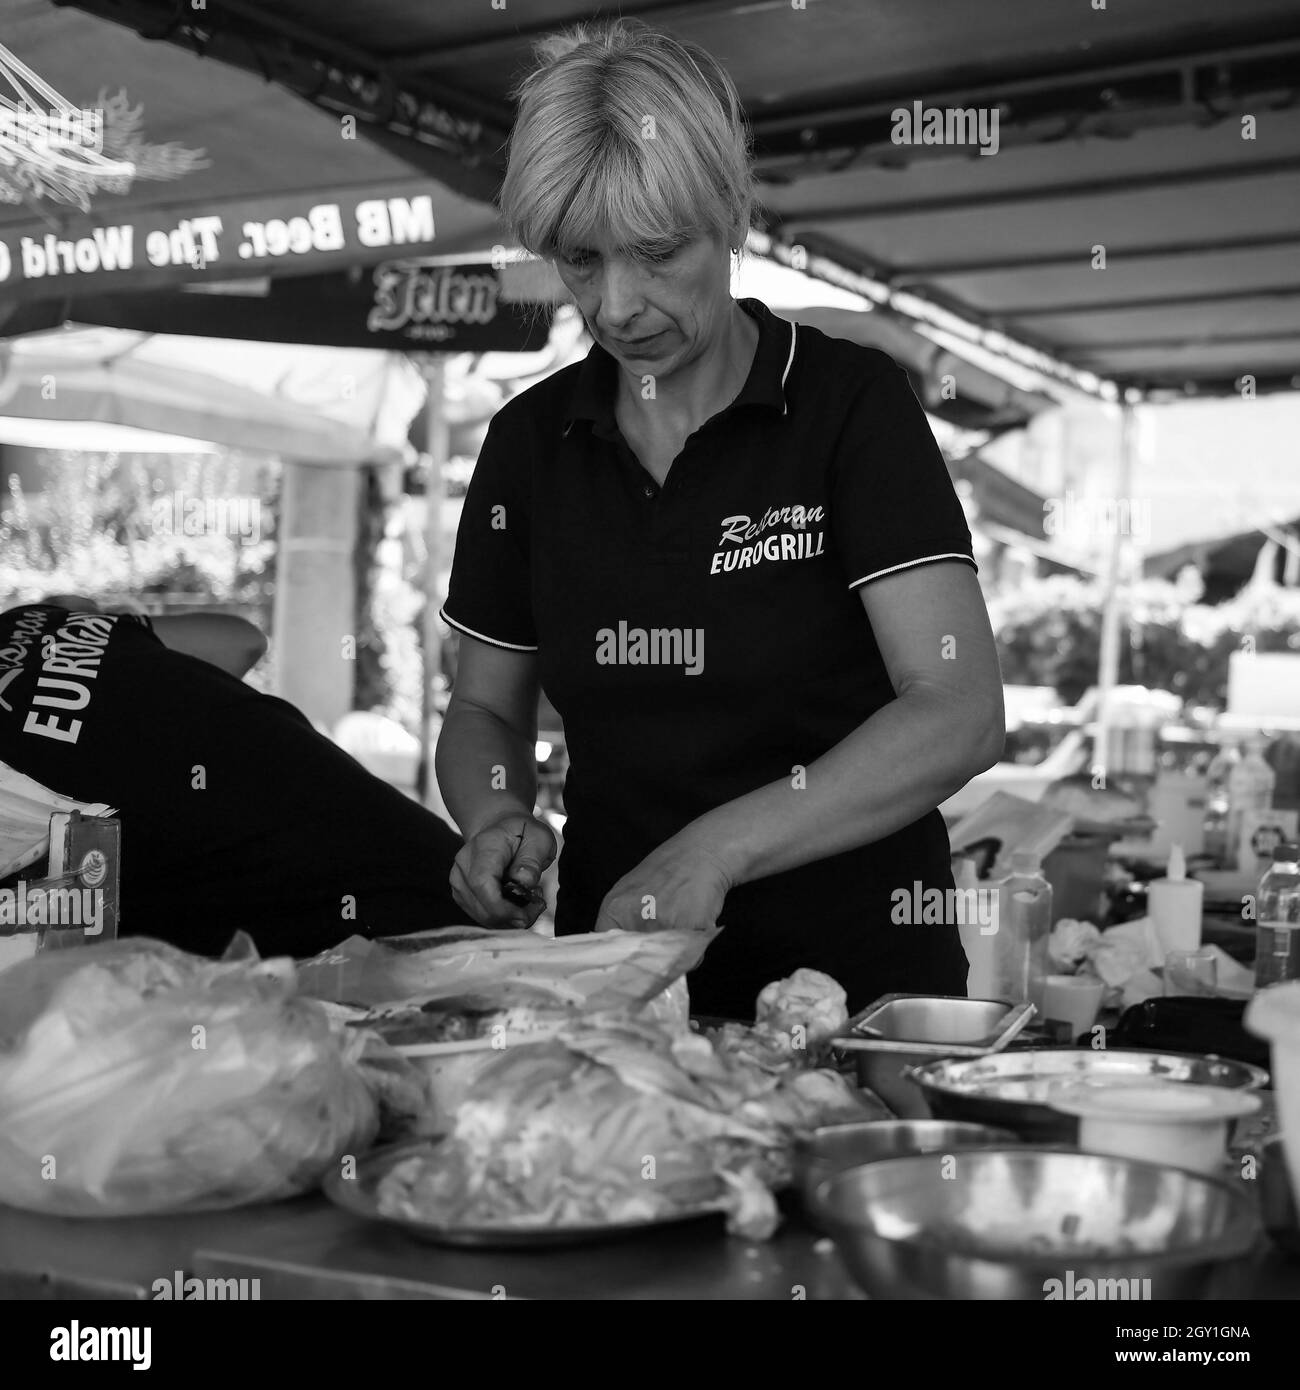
top-left (435, 634), bottom-right (556, 926)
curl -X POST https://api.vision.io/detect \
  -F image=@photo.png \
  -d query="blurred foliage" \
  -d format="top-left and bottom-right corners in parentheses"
top-left (354, 467), bottom-right (423, 733)
top-left (990, 575), bottom-right (1300, 706)
top-left (372, 563), bottom-right (423, 733)
top-left (0, 450), bottom-right (276, 652)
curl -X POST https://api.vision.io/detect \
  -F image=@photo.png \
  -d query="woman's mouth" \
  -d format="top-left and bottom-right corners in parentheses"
top-left (613, 330), bottom-right (665, 351)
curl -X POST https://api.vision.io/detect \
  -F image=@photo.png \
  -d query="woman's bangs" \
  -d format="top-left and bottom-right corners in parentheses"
top-left (554, 138), bottom-right (707, 259)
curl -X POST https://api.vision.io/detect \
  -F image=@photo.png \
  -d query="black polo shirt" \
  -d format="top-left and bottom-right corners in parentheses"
top-left (0, 603), bottom-right (465, 957)
top-left (440, 296), bottom-right (977, 1018)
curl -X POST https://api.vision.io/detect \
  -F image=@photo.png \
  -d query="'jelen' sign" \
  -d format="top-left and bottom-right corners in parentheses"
top-left (1, 261), bottom-right (552, 353)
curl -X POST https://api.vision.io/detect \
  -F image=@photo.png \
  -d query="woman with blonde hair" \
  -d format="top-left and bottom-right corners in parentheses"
top-left (437, 20), bottom-right (1005, 1018)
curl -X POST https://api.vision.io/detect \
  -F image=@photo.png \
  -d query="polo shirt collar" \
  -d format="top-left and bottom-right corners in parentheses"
top-left (563, 297), bottom-right (797, 434)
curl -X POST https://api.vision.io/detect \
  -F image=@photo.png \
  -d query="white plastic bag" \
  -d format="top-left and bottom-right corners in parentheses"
top-left (0, 936), bottom-right (378, 1216)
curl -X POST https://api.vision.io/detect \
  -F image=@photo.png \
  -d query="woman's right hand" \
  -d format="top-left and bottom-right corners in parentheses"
top-left (449, 810), bottom-right (558, 929)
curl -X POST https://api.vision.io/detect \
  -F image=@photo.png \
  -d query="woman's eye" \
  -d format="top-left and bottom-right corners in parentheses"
top-left (563, 251), bottom-right (594, 271)
top-left (642, 245), bottom-right (680, 264)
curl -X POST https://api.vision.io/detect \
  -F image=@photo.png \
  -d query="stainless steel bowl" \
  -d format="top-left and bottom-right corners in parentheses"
top-left (1260, 1135), bottom-right (1300, 1260)
top-left (816, 1147), bottom-right (1260, 1300)
top-left (909, 1049), bottom-right (1269, 1142)
top-left (795, 1120), bottom-right (1018, 1215)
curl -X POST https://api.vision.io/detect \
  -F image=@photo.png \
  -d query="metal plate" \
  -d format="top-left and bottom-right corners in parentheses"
top-left (322, 1140), bottom-right (731, 1250)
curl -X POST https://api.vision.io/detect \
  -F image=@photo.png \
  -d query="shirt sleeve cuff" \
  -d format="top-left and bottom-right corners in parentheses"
top-left (847, 552), bottom-right (978, 590)
top-left (438, 607), bottom-right (539, 653)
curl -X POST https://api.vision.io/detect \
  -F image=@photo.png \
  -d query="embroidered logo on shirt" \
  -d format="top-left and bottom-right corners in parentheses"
top-left (710, 504), bottom-right (826, 575)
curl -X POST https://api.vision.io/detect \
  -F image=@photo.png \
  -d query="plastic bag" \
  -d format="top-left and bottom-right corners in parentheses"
top-left (378, 1010), bottom-right (871, 1240)
top-left (0, 936), bottom-right (378, 1216)
top-left (296, 925), bottom-right (715, 1013)
top-left (637, 976), bottom-right (691, 1035)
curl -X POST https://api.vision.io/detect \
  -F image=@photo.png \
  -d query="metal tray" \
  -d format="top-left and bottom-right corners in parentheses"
top-left (831, 993), bottom-right (1036, 1058)
top-left (322, 1140), bottom-right (730, 1249)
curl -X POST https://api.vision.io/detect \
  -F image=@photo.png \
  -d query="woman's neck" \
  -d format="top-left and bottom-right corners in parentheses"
top-left (616, 301), bottom-right (759, 438)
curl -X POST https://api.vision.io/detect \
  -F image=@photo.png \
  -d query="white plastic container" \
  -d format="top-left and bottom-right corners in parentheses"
top-left (1147, 769), bottom-right (1208, 858)
top-left (1147, 843), bottom-right (1204, 954)
top-left (1040, 973), bottom-right (1106, 1044)
top-left (1050, 1082), bottom-right (1261, 1176)
top-left (1246, 981), bottom-right (1300, 1204)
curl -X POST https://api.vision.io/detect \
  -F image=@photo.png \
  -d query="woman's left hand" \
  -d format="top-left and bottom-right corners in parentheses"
top-left (592, 833), bottom-right (735, 934)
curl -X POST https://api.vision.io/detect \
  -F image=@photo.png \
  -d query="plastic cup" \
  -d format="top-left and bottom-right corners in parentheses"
top-left (1165, 948), bottom-right (1217, 997)
top-left (1040, 973), bottom-right (1105, 1044)
top-left (1051, 1082), bottom-right (1260, 1175)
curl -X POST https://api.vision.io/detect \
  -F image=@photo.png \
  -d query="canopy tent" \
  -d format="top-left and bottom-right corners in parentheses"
top-left (7, 0), bottom-right (1295, 746)
top-left (0, 327), bottom-right (413, 464)
top-left (49, 0), bottom-right (1300, 402)
top-left (762, 302), bottom-right (1059, 432)
top-left (1146, 516), bottom-right (1300, 600)
top-left (0, 4), bottom-right (508, 308)
top-left (0, 2), bottom-right (1070, 432)
top-left (0, 323), bottom-right (431, 731)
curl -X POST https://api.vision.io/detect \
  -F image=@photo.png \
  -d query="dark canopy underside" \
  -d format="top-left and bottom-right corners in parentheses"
top-left (26, 0), bottom-right (1300, 400)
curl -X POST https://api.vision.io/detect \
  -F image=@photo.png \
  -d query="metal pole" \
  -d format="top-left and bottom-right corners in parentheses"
top-left (1094, 397), bottom-right (1137, 782)
top-left (416, 357), bottom-right (447, 802)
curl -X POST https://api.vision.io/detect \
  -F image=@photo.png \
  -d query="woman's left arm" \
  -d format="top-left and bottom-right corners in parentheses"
top-left (594, 561), bottom-right (1004, 931)
top-left (701, 560), bottom-right (1005, 880)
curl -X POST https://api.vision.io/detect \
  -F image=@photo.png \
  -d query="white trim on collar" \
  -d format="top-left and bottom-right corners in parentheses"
top-left (779, 320), bottom-right (797, 416)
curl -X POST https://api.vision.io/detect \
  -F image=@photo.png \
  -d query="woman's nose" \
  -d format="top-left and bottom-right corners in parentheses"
top-left (596, 260), bottom-right (646, 331)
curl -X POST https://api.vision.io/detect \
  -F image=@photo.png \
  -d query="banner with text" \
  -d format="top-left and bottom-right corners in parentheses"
top-left (0, 261), bottom-right (552, 351)
top-left (0, 180), bottom-right (490, 304)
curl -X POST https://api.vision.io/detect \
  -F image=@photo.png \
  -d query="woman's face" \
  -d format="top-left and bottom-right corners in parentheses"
top-left (554, 229), bottom-right (734, 380)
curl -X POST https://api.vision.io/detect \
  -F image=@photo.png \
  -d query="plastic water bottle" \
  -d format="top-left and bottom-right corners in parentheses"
top-left (1203, 743), bottom-right (1240, 866)
top-left (1255, 842), bottom-right (1300, 990)
top-left (996, 850), bottom-right (1054, 1008)
top-left (1229, 736), bottom-right (1276, 873)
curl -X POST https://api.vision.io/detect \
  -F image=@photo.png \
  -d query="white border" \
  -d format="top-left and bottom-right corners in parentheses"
top-left (847, 552), bottom-right (977, 589)
top-left (779, 321), bottom-right (797, 415)
top-left (438, 608), bottom-right (539, 652)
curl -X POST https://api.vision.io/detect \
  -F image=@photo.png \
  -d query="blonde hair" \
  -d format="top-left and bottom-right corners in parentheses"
top-left (498, 19), bottom-right (755, 262)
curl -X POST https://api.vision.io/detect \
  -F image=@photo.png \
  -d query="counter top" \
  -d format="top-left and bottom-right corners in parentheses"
top-left (0, 1190), bottom-right (860, 1300)
top-left (2, 1181), bottom-right (1297, 1300)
